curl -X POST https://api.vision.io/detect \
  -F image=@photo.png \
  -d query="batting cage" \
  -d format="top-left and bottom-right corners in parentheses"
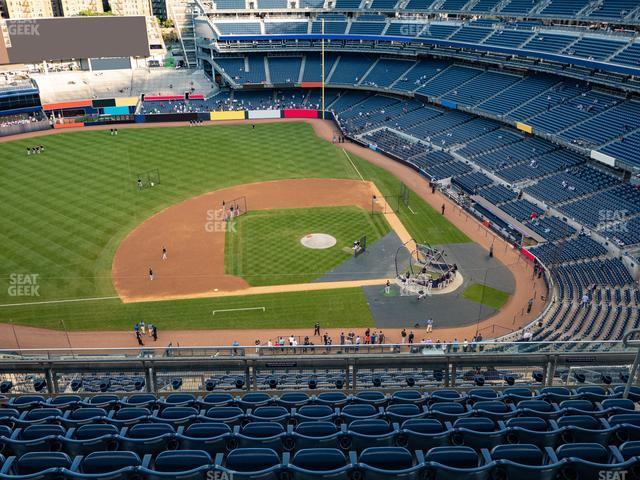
top-left (221, 196), bottom-right (248, 220)
top-left (372, 194), bottom-right (401, 214)
top-left (136, 168), bottom-right (161, 190)
top-left (400, 183), bottom-right (410, 208)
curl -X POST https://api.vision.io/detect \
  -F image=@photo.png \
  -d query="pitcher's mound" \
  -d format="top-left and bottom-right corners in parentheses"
top-left (301, 233), bottom-right (337, 249)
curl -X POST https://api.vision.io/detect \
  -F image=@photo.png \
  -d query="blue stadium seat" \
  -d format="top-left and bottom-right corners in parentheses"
top-left (158, 394), bottom-right (196, 409)
top-left (118, 423), bottom-right (177, 456)
top-left (15, 408), bottom-right (62, 427)
top-left (353, 391), bottom-right (388, 407)
top-left (471, 401), bottom-right (516, 421)
top-left (429, 402), bottom-right (472, 422)
top-left (0, 451), bottom-right (70, 479)
top-left (237, 393), bottom-right (272, 410)
top-left (47, 395), bottom-right (81, 410)
top-left (176, 423), bottom-right (232, 455)
top-left (385, 404), bottom-right (428, 423)
top-left (276, 393), bottom-right (310, 409)
top-left (247, 406), bottom-right (290, 425)
top-left (358, 447), bottom-right (425, 479)
top-left (390, 390), bottom-right (425, 406)
top-left (121, 394), bottom-right (158, 409)
top-left (108, 407), bottom-right (151, 427)
top-left (341, 404), bottom-right (383, 424)
top-left (141, 450), bottom-right (212, 480)
top-left (556, 415), bottom-right (614, 444)
top-left (490, 444), bottom-right (561, 480)
top-left (289, 421), bottom-right (342, 450)
top-left (555, 443), bottom-right (638, 480)
top-left (423, 446), bottom-right (493, 479)
top-left (61, 424), bottom-right (119, 456)
top-left (67, 451), bottom-right (141, 479)
top-left (61, 407), bottom-right (108, 427)
top-left (4, 425), bottom-right (64, 457)
top-left (198, 393), bottom-right (234, 408)
top-left (347, 419), bottom-right (397, 451)
top-left (200, 407), bottom-right (245, 426)
top-left (152, 407), bottom-right (198, 427)
top-left (450, 417), bottom-right (507, 450)
top-left (397, 419), bottom-right (451, 451)
top-left (504, 417), bottom-right (561, 448)
top-left (516, 400), bottom-right (561, 419)
top-left (292, 405), bottom-right (337, 423)
top-left (234, 422), bottom-right (287, 452)
top-left (8, 396), bottom-right (46, 411)
top-left (288, 448), bottom-right (353, 480)
top-left (315, 392), bottom-right (349, 408)
top-left (216, 448), bottom-right (282, 479)
top-left (608, 414), bottom-right (640, 442)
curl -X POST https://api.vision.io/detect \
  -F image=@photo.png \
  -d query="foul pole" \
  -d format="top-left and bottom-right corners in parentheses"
top-left (321, 18), bottom-right (325, 120)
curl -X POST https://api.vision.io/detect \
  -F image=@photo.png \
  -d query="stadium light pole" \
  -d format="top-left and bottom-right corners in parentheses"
top-left (321, 18), bottom-right (325, 120)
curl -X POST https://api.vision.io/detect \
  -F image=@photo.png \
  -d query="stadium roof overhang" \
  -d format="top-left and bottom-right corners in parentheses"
top-left (471, 195), bottom-right (546, 243)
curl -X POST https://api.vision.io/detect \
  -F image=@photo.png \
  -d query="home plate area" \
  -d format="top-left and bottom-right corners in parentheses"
top-left (300, 233), bottom-right (337, 249)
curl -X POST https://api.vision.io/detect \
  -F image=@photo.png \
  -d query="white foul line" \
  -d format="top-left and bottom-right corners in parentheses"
top-left (343, 149), bottom-right (364, 182)
top-left (212, 306), bottom-right (266, 316)
top-left (0, 296), bottom-right (120, 308)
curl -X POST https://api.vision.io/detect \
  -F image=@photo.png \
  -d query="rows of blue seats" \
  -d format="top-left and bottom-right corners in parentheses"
top-left (529, 235), bottom-right (608, 265)
top-left (2, 442), bottom-right (640, 480)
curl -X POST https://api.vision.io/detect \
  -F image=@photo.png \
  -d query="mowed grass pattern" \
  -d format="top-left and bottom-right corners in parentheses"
top-left (226, 206), bottom-right (390, 286)
top-left (0, 123), bottom-right (467, 330)
top-left (0, 123), bottom-right (358, 303)
top-left (0, 288), bottom-right (373, 331)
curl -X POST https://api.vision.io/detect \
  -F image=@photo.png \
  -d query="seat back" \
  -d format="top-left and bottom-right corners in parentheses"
top-left (225, 447), bottom-right (280, 472)
top-left (15, 452), bottom-right (70, 474)
top-left (153, 449), bottom-right (211, 472)
top-left (359, 447), bottom-right (414, 470)
top-left (81, 451), bottom-right (141, 473)
top-left (292, 448), bottom-right (347, 471)
top-left (491, 444), bottom-right (544, 465)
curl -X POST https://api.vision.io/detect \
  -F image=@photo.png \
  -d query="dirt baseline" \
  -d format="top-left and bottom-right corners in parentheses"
top-left (112, 178), bottom-right (388, 302)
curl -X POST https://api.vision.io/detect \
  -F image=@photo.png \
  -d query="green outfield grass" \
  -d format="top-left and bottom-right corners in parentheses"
top-left (225, 206), bottom-right (390, 286)
top-left (0, 288), bottom-right (374, 331)
top-left (0, 122), bottom-right (468, 331)
top-left (462, 283), bottom-right (510, 310)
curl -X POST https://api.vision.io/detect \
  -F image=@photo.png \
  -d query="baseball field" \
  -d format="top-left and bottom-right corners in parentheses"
top-left (0, 122), bottom-right (469, 331)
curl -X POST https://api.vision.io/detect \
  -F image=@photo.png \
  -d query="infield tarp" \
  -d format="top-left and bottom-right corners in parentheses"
top-left (248, 110), bottom-right (281, 119)
top-left (1, 17), bottom-right (150, 65)
top-left (210, 111), bottom-right (246, 121)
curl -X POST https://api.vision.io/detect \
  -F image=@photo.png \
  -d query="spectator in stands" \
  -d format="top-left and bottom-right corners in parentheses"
top-left (582, 292), bottom-right (590, 307)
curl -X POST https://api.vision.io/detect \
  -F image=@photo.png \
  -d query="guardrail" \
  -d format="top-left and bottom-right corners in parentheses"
top-left (0, 340), bottom-right (636, 362)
